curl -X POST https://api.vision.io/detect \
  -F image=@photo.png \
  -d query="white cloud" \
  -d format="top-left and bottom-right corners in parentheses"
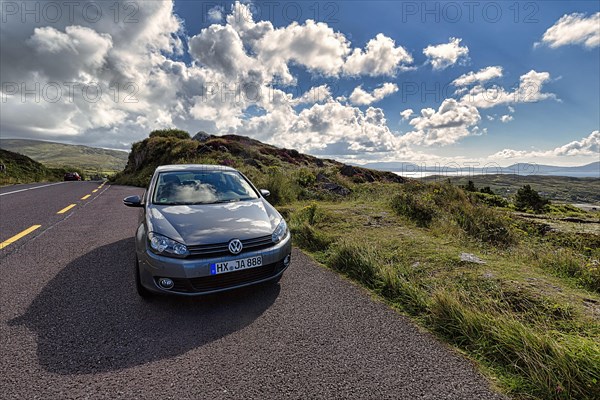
top-left (349, 83), bottom-right (398, 106)
top-left (500, 115), bottom-right (513, 123)
top-left (189, 24), bottom-right (259, 79)
top-left (423, 38), bottom-right (469, 70)
top-left (235, 101), bottom-right (406, 156)
top-left (491, 131), bottom-right (600, 159)
top-left (256, 20), bottom-right (351, 80)
top-left (0, 1), bottom-right (185, 147)
top-left (293, 85), bottom-right (332, 105)
top-left (540, 12), bottom-right (600, 49)
top-left (343, 34), bottom-right (413, 76)
top-left (554, 130), bottom-right (600, 156)
top-left (400, 109), bottom-right (413, 120)
top-left (460, 70), bottom-right (555, 109)
top-left (402, 99), bottom-right (481, 146)
top-left (26, 25), bottom-right (113, 81)
top-left (452, 66), bottom-right (503, 86)
top-left (207, 5), bottom-right (225, 23)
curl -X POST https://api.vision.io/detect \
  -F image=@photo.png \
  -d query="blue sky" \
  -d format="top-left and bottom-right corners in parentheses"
top-left (1, 1), bottom-right (598, 166)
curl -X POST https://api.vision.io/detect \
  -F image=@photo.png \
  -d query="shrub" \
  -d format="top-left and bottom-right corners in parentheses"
top-left (149, 129), bottom-right (191, 140)
top-left (473, 192), bottom-right (510, 208)
top-left (452, 203), bottom-right (516, 246)
top-left (515, 185), bottom-right (550, 213)
top-left (391, 192), bottom-right (436, 227)
top-left (295, 168), bottom-right (316, 187)
top-left (255, 167), bottom-right (300, 205)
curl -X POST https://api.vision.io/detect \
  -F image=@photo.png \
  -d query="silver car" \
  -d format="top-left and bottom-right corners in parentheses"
top-left (123, 164), bottom-right (292, 297)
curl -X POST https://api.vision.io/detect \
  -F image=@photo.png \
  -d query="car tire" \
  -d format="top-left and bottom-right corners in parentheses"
top-left (135, 256), bottom-right (153, 298)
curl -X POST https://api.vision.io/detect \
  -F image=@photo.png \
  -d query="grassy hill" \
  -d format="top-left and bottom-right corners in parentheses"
top-left (422, 174), bottom-right (600, 204)
top-left (113, 132), bottom-right (404, 203)
top-left (0, 148), bottom-right (65, 185)
top-left (0, 139), bottom-right (128, 174)
top-left (115, 130), bottom-right (599, 400)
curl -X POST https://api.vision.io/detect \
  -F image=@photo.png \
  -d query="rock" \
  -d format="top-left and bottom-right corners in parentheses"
top-left (196, 145), bottom-right (212, 155)
top-left (460, 253), bottom-right (486, 264)
top-left (340, 165), bottom-right (358, 177)
top-left (243, 158), bottom-right (261, 169)
top-left (320, 182), bottom-right (350, 196)
top-left (316, 172), bottom-right (331, 183)
top-left (192, 131), bottom-right (211, 142)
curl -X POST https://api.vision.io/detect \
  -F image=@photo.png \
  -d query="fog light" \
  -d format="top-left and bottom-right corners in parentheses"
top-left (158, 277), bottom-right (174, 289)
top-left (283, 254), bottom-right (291, 267)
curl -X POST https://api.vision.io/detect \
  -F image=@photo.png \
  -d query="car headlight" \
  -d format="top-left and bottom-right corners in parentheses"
top-left (148, 232), bottom-right (188, 258)
top-left (272, 219), bottom-right (288, 243)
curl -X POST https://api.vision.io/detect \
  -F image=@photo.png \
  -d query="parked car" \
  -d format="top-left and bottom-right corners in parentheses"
top-left (123, 164), bottom-right (292, 297)
top-left (64, 172), bottom-right (81, 181)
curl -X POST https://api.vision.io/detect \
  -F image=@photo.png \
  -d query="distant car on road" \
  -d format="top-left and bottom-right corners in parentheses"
top-left (64, 172), bottom-right (81, 181)
top-left (123, 164), bottom-right (292, 297)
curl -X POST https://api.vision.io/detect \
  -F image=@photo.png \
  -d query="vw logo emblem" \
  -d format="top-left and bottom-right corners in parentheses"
top-left (228, 239), bottom-right (243, 255)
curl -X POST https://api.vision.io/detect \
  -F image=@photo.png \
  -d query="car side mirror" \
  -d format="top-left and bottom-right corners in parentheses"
top-left (260, 189), bottom-right (270, 197)
top-left (123, 195), bottom-right (143, 207)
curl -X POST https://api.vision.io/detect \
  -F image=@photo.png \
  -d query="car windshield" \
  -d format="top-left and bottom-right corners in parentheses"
top-left (152, 170), bottom-right (260, 205)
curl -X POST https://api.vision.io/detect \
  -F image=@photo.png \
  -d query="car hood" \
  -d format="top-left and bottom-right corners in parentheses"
top-left (146, 199), bottom-right (280, 245)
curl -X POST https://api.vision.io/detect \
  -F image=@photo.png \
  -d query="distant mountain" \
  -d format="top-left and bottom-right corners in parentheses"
top-left (359, 161), bottom-right (599, 178)
top-left (0, 139), bottom-right (128, 172)
top-left (505, 162), bottom-right (599, 177)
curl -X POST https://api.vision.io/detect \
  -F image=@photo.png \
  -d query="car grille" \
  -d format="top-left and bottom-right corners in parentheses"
top-left (163, 260), bottom-right (285, 293)
top-left (187, 235), bottom-right (273, 258)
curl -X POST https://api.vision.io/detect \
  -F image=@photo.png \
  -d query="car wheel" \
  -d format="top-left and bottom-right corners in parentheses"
top-left (135, 256), bottom-right (153, 298)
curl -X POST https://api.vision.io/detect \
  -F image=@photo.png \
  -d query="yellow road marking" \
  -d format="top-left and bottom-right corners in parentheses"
top-left (57, 204), bottom-right (76, 214)
top-left (92, 189), bottom-right (98, 193)
top-left (81, 194), bottom-right (91, 200)
top-left (0, 225), bottom-right (42, 250)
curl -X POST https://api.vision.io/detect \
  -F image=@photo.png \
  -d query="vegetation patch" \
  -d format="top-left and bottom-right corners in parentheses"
top-left (0, 148), bottom-right (64, 185)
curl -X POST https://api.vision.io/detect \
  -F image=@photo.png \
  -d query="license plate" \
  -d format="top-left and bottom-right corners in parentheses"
top-left (210, 255), bottom-right (263, 275)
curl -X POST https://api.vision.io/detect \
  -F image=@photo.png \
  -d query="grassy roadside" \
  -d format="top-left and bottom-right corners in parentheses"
top-left (281, 183), bottom-right (600, 400)
top-left (112, 131), bottom-right (599, 399)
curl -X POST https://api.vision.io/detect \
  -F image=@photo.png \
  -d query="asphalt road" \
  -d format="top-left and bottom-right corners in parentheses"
top-left (0, 183), bottom-right (507, 399)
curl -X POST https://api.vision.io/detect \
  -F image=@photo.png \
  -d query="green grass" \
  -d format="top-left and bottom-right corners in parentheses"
top-left (285, 192), bottom-right (600, 400)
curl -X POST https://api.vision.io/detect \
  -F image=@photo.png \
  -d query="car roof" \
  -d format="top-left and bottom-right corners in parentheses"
top-left (154, 164), bottom-right (237, 173)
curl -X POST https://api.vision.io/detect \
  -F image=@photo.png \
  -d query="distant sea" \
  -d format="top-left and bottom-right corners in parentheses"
top-left (392, 170), bottom-right (600, 179)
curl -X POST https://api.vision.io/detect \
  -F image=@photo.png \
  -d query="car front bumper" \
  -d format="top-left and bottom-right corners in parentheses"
top-left (137, 232), bottom-right (292, 296)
